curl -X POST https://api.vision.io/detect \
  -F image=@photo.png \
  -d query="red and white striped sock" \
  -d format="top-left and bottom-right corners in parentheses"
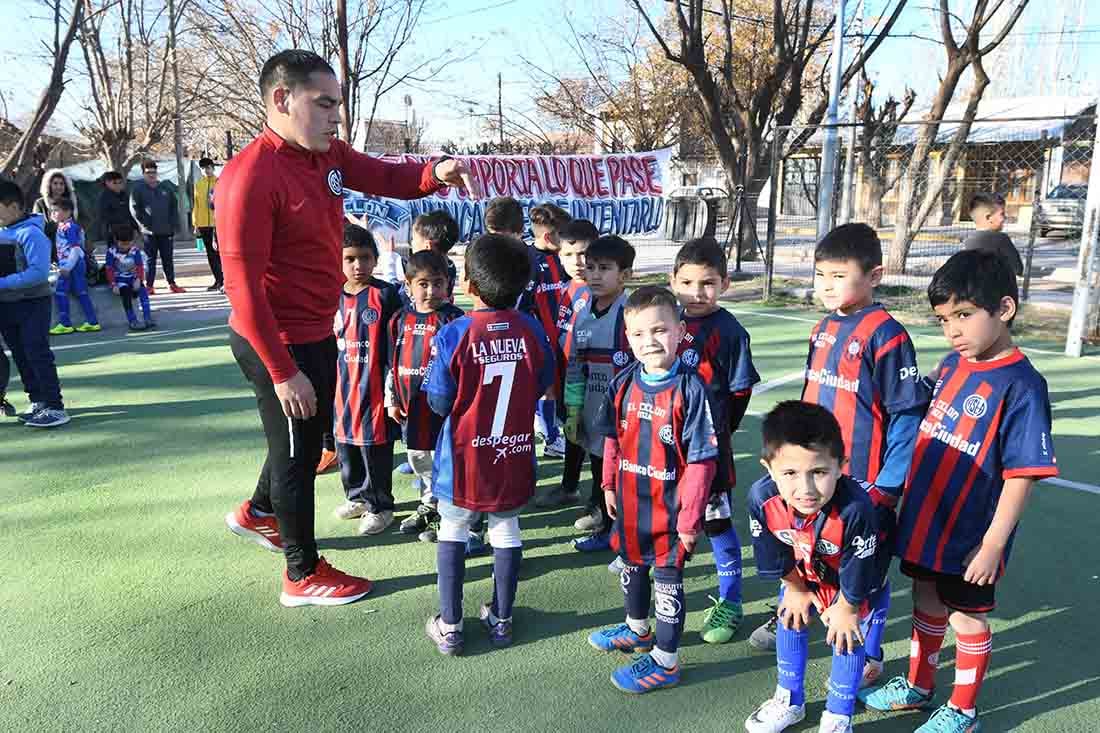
top-left (908, 609), bottom-right (948, 693)
top-left (949, 630), bottom-right (992, 717)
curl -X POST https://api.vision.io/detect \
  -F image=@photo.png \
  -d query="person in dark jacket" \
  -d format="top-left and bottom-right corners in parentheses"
top-left (96, 170), bottom-right (136, 245)
top-left (962, 193), bottom-right (1024, 277)
top-left (129, 159), bottom-right (183, 294)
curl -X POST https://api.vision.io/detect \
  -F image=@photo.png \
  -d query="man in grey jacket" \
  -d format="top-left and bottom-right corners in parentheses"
top-left (129, 159), bottom-right (184, 294)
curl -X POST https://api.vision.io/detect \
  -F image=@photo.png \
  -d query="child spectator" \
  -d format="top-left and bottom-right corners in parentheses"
top-left (563, 234), bottom-right (636, 552)
top-left (331, 223), bottom-right (404, 535)
top-left (745, 401), bottom-right (887, 733)
top-left (411, 209), bottom-right (459, 298)
top-left (0, 178), bottom-right (70, 427)
top-left (105, 224), bottom-right (156, 331)
top-left (586, 286), bottom-right (718, 693)
top-left (48, 198), bottom-right (100, 335)
top-left (535, 217), bottom-right (598, 508)
top-left (750, 223), bottom-right (930, 691)
top-left (386, 250), bottom-right (464, 539)
top-left (668, 238), bottom-right (760, 645)
top-left (484, 196), bottom-right (525, 239)
top-left (423, 233), bottom-right (554, 655)
top-left (962, 193), bottom-right (1023, 276)
top-left (860, 250), bottom-right (1058, 733)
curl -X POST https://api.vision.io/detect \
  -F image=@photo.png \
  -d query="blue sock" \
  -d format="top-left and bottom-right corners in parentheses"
top-left (538, 399), bottom-right (559, 443)
top-left (826, 643), bottom-right (867, 716)
top-left (55, 278), bottom-right (72, 326)
top-left (776, 620), bottom-right (809, 706)
top-left (621, 563), bottom-right (651, 621)
top-left (708, 525), bottom-right (743, 603)
top-left (138, 288), bottom-right (152, 320)
top-left (653, 567), bottom-right (685, 656)
top-left (77, 292), bottom-right (98, 325)
top-left (490, 546), bottom-right (522, 620)
top-left (864, 579), bottom-right (891, 661)
top-left (437, 541), bottom-right (465, 625)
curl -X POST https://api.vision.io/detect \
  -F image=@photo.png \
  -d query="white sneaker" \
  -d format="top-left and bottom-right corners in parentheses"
top-left (333, 500), bottom-right (368, 520)
top-left (573, 505), bottom-right (603, 532)
top-left (543, 435), bottom-right (566, 458)
top-left (817, 711), bottom-right (852, 733)
top-left (357, 510), bottom-right (394, 535)
top-left (607, 555), bottom-right (627, 574)
top-left (745, 688), bottom-right (806, 733)
top-left (860, 657), bottom-right (885, 689)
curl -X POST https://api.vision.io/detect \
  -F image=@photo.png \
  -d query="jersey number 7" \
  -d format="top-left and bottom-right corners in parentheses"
top-left (483, 362), bottom-right (516, 437)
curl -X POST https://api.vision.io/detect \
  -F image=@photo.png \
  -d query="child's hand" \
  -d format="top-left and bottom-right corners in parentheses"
top-left (387, 405), bottom-right (405, 423)
top-left (603, 488), bottom-right (617, 521)
top-left (963, 543), bottom-right (1002, 586)
top-left (564, 411), bottom-right (581, 444)
top-left (821, 601), bottom-right (864, 655)
top-left (778, 586), bottom-right (819, 632)
top-left (679, 532), bottom-right (697, 554)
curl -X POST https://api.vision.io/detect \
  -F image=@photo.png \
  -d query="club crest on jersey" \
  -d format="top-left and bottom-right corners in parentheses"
top-left (844, 337), bottom-right (863, 361)
top-left (613, 350), bottom-right (630, 367)
top-left (658, 424), bottom-right (675, 445)
top-left (573, 297), bottom-right (587, 312)
top-left (361, 308), bottom-right (380, 325)
top-left (815, 538), bottom-right (840, 555)
top-left (326, 168), bottom-right (344, 196)
top-left (775, 529), bottom-right (796, 546)
top-left (963, 394), bottom-right (988, 419)
top-left (680, 349), bottom-right (700, 368)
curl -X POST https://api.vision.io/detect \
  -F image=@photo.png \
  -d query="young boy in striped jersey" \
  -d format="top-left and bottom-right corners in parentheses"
top-left (331, 223), bottom-right (404, 535)
top-left (752, 224), bottom-right (930, 690)
top-left (587, 286), bottom-right (718, 693)
top-left (387, 250), bottom-right (464, 539)
top-left (860, 250), bottom-right (1058, 733)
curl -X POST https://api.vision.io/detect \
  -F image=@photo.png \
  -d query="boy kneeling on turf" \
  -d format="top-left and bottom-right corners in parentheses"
top-left (587, 286), bottom-right (718, 693)
top-left (745, 400), bottom-right (887, 733)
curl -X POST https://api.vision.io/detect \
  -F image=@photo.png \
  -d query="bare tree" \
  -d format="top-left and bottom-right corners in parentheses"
top-left (887, 0), bottom-right (1030, 272)
top-left (2, 0), bottom-right (84, 191)
top-left (856, 71), bottom-right (915, 227)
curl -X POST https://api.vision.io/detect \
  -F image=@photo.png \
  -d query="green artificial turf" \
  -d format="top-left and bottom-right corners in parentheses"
top-left (2, 306), bottom-right (1098, 732)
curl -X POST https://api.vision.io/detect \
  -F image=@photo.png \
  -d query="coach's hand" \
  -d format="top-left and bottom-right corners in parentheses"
top-left (387, 405), bottom-right (405, 423)
top-left (433, 158), bottom-right (483, 199)
top-left (275, 371), bottom-right (317, 420)
top-left (679, 532), bottom-right (697, 554)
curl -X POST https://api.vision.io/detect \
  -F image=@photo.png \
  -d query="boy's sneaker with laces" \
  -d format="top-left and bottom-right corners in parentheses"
top-left (225, 499), bottom-right (284, 552)
top-left (860, 657), bottom-right (885, 689)
top-left (700, 595), bottom-right (744, 644)
top-left (543, 435), bottom-right (566, 458)
top-left (749, 610), bottom-right (779, 651)
top-left (399, 503), bottom-right (438, 535)
top-left (49, 324), bottom-right (75, 335)
top-left (916, 705), bottom-right (981, 733)
top-left (588, 623), bottom-right (654, 653)
top-left (573, 505), bottom-right (604, 531)
top-left (24, 408), bottom-right (70, 428)
top-left (18, 402), bottom-right (45, 421)
top-left (859, 676), bottom-right (935, 712)
top-left (169, 284), bottom-right (186, 294)
top-left (75, 322), bottom-right (101, 332)
top-left (333, 500), bottom-right (368, 520)
top-left (573, 530), bottom-right (611, 553)
top-left (479, 603), bottom-right (513, 647)
top-left (128, 320), bottom-right (145, 331)
top-left (147, 286), bottom-right (157, 295)
top-left (0, 398), bottom-right (16, 418)
top-left (745, 688), bottom-right (806, 733)
top-left (279, 556), bottom-right (372, 607)
top-left (610, 652), bottom-right (679, 694)
top-left (817, 711), bottom-right (852, 733)
top-left (426, 615), bottom-right (463, 656)
top-left (357, 510), bottom-right (394, 535)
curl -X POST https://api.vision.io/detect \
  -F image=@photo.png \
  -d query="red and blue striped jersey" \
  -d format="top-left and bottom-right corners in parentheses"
top-left (897, 349), bottom-right (1058, 575)
top-left (556, 280), bottom-right (591, 393)
top-left (388, 303), bottom-right (465, 450)
top-left (802, 304), bottom-right (930, 486)
top-left (748, 474), bottom-right (880, 613)
top-left (597, 362), bottom-right (719, 569)
top-left (333, 279), bottom-right (403, 446)
top-left (531, 249), bottom-right (570, 346)
top-left (425, 309), bottom-right (556, 512)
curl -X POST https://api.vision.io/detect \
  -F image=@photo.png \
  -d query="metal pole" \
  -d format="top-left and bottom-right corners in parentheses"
top-left (839, 0), bottom-right (862, 225)
top-left (816, 0), bottom-right (846, 240)
top-left (764, 136), bottom-right (780, 301)
top-left (1065, 111), bottom-right (1100, 356)
top-left (167, 0), bottom-right (189, 237)
top-left (1021, 131), bottom-right (1049, 302)
top-left (498, 72), bottom-right (504, 148)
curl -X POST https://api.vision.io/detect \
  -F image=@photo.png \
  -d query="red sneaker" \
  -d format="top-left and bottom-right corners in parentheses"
top-left (169, 284), bottom-right (186, 294)
top-left (316, 448), bottom-right (338, 475)
top-left (147, 286), bottom-right (157, 296)
top-left (280, 557), bottom-right (373, 607)
top-left (225, 500), bottom-right (284, 553)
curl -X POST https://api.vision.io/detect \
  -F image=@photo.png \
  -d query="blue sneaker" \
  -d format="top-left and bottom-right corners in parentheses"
top-left (573, 531), bottom-right (611, 553)
top-left (425, 615), bottom-right (463, 656)
top-left (479, 603), bottom-right (513, 647)
top-left (916, 705), bottom-right (981, 733)
top-left (859, 676), bottom-right (935, 712)
top-left (397, 462), bottom-right (414, 474)
top-left (610, 653), bottom-right (679, 694)
top-left (588, 623), bottom-right (654, 653)
top-left (465, 531), bottom-right (490, 557)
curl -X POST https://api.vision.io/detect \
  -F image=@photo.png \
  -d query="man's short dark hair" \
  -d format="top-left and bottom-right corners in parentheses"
top-left (762, 400), bottom-right (845, 463)
top-left (485, 196), bottom-right (524, 235)
top-left (141, 160), bottom-right (158, 172)
top-left (102, 171), bottom-right (124, 184)
top-left (0, 178), bottom-right (25, 207)
top-left (560, 218), bottom-right (599, 243)
top-left (529, 202), bottom-right (570, 233)
top-left (465, 233), bottom-right (530, 309)
top-left (674, 237), bottom-right (726, 275)
top-left (969, 192), bottom-right (1005, 215)
top-left (585, 235), bottom-right (635, 271)
top-left (624, 285), bottom-right (680, 319)
top-left (112, 223), bottom-right (134, 243)
top-left (413, 210), bottom-right (459, 253)
top-left (406, 250), bottom-right (450, 281)
top-left (343, 223), bottom-right (378, 258)
top-left (928, 249), bottom-right (1017, 320)
top-left (814, 222), bottom-right (882, 273)
top-left (259, 49), bottom-right (336, 99)
top-left (51, 197), bottom-right (74, 212)
top-left (199, 157), bottom-right (215, 169)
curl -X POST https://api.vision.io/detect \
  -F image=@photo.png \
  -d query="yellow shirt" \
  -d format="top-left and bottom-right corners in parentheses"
top-left (193, 175), bottom-right (217, 228)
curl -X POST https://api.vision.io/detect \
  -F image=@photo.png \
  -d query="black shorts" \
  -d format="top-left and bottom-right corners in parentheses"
top-left (900, 560), bottom-right (996, 614)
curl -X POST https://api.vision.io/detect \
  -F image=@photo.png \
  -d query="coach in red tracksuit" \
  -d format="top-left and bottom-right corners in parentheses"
top-left (218, 49), bottom-right (476, 607)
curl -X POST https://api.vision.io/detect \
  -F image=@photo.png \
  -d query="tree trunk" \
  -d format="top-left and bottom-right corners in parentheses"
top-left (335, 0), bottom-right (353, 142)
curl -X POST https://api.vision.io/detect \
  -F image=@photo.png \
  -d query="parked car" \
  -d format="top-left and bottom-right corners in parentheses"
top-left (1035, 183), bottom-right (1087, 237)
